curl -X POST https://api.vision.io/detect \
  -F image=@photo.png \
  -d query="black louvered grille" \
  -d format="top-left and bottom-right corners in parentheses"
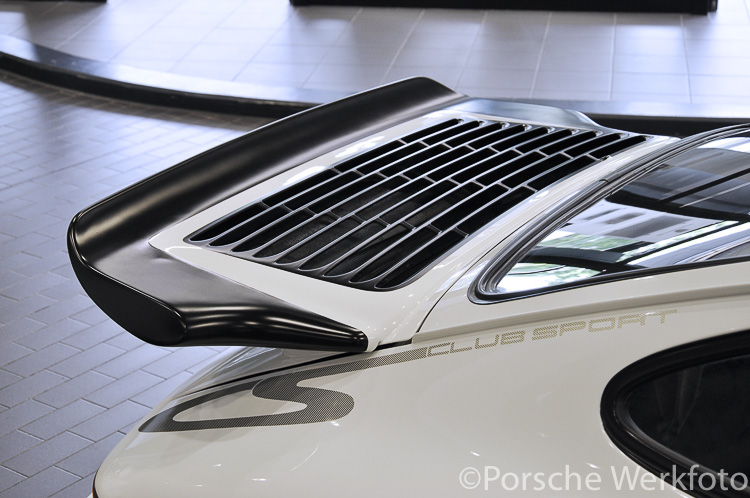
top-left (187, 118), bottom-right (649, 290)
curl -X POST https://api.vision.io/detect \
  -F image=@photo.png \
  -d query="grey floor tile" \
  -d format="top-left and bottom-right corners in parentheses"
top-left (3, 343), bottom-right (80, 378)
top-left (0, 370), bottom-right (67, 408)
top-left (0, 298), bottom-right (56, 327)
top-left (115, 40), bottom-right (195, 61)
top-left (103, 331), bottom-right (149, 352)
top-left (27, 294), bottom-right (92, 327)
top-left (477, 23), bottom-right (547, 44)
top-left (543, 35), bottom-right (614, 55)
top-left (531, 89), bottom-right (612, 101)
top-left (456, 86), bottom-right (531, 99)
top-left (234, 62), bottom-right (318, 85)
top-left (181, 42), bottom-right (263, 63)
top-left (3, 431), bottom-right (91, 476)
top-left (459, 68), bottom-right (535, 90)
top-left (141, 347), bottom-right (217, 379)
top-left (33, 371), bottom-right (115, 409)
top-left (50, 475), bottom-right (94, 498)
top-left (130, 370), bottom-right (192, 408)
top-left (684, 38), bottom-right (750, 58)
top-left (538, 52), bottom-right (613, 72)
top-left (393, 48), bottom-right (472, 68)
top-left (68, 305), bottom-right (109, 327)
top-left (534, 70), bottom-right (612, 93)
top-left (405, 31), bottom-right (479, 51)
top-left (14, 318), bottom-right (88, 352)
top-left (615, 36), bottom-right (685, 56)
top-left (0, 343), bottom-right (32, 368)
top-left (614, 54), bottom-right (688, 74)
top-left (690, 74), bottom-right (750, 97)
top-left (21, 400), bottom-right (104, 440)
top-left (692, 94), bottom-right (750, 105)
top-left (0, 431), bottom-right (43, 463)
top-left (0, 467), bottom-right (25, 493)
top-left (683, 23), bottom-right (750, 41)
top-left (611, 91), bottom-right (692, 103)
top-left (49, 343), bottom-right (124, 379)
top-left (93, 344), bottom-right (170, 378)
top-left (268, 27), bottom-right (343, 46)
top-left (0, 466), bottom-right (79, 498)
top-left (547, 23), bottom-right (614, 38)
top-left (335, 27), bottom-right (411, 47)
top-left (84, 370), bottom-right (164, 408)
top-left (413, 18), bottom-right (483, 36)
top-left (306, 63), bottom-right (389, 87)
top-left (282, 13), bottom-right (353, 32)
top-left (54, 39), bottom-right (131, 61)
top-left (321, 45), bottom-right (400, 66)
top-left (0, 370), bottom-right (22, 391)
top-left (687, 56), bottom-right (750, 76)
top-left (0, 400), bottom-right (55, 438)
top-left (201, 27), bottom-right (279, 45)
top-left (55, 433), bottom-right (124, 478)
top-left (612, 73), bottom-right (690, 95)
top-left (615, 24), bottom-right (683, 39)
top-left (70, 400), bottom-right (148, 441)
top-left (464, 50), bottom-right (540, 71)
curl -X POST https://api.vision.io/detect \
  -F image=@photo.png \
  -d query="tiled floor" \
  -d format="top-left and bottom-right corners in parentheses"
top-left (0, 70), bottom-right (269, 497)
top-left (1, 0), bottom-right (750, 103)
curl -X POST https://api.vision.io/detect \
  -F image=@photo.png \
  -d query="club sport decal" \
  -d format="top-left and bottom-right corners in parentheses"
top-left (140, 309), bottom-right (677, 432)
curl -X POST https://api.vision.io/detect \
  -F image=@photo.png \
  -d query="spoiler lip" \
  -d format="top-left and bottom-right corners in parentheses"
top-left (67, 78), bottom-right (465, 352)
top-left (68, 212), bottom-right (370, 352)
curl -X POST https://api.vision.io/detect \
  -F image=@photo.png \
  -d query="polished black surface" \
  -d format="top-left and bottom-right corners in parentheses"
top-left (291, 0), bottom-right (716, 15)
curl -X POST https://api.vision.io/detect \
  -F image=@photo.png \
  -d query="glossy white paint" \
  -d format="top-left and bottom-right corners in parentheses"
top-left (150, 111), bottom-right (674, 351)
top-left (92, 106), bottom-right (750, 496)
top-left (94, 270), bottom-right (750, 496)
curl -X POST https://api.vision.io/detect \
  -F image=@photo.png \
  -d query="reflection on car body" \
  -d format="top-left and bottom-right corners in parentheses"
top-left (68, 79), bottom-right (750, 497)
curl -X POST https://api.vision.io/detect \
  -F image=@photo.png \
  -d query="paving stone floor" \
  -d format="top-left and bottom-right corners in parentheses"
top-left (0, 70), bottom-right (270, 497)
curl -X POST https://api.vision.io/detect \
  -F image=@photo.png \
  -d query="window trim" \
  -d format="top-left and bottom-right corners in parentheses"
top-left (601, 330), bottom-right (750, 497)
top-left (471, 124), bottom-right (750, 305)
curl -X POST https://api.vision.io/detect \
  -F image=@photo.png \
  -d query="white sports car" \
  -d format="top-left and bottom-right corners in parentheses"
top-left (68, 79), bottom-right (750, 497)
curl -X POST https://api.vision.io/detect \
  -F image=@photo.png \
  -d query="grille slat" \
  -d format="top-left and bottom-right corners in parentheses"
top-left (187, 117), bottom-right (650, 290)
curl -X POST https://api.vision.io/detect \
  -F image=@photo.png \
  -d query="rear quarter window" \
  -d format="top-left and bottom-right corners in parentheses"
top-left (480, 134), bottom-right (750, 299)
top-left (602, 332), bottom-right (750, 496)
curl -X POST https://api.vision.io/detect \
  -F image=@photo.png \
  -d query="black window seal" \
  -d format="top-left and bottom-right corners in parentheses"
top-left (470, 123), bottom-right (750, 305)
top-left (473, 257), bottom-right (750, 303)
top-left (601, 329), bottom-right (750, 497)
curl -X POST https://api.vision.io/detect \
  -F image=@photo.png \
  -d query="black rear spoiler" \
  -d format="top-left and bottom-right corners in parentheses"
top-left (68, 78), bottom-right (465, 352)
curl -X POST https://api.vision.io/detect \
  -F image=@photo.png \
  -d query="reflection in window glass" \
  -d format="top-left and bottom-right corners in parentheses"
top-left (491, 135), bottom-right (750, 295)
top-left (626, 354), bottom-right (750, 478)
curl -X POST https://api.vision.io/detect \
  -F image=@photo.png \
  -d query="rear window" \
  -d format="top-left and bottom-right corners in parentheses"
top-left (483, 134), bottom-right (750, 298)
top-left (602, 332), bottom-right (750, 495)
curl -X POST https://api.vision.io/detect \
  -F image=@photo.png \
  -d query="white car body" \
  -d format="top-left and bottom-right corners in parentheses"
top-left (68, 79), bottom-right (750, 497)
